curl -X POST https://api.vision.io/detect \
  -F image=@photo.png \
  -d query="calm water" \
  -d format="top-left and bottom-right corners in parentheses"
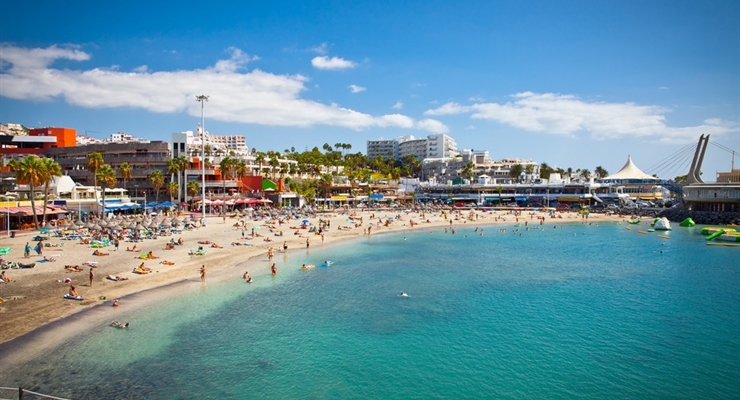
top-left (3, 221), bottom-right (739, 399)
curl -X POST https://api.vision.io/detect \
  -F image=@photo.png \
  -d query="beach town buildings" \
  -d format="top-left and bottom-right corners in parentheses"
top-left (367, 134), bottom-right (458, 161)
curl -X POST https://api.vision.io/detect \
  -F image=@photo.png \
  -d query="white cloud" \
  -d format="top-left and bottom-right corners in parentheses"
top-left (348, 84), bottom-right (366, 93)
top-left (392, 101), bottom-right (403, 109)
top-left (415, 118), bottom-right (449, 134)
top-left (133, 65), bottom-right (148, 73)
top-left (0, 44), bottom-right (444, 133)
top-left (424, 91), bottom-right (736, 143)
top-left (311, 56), bottom-right (356, 70)
top-left (424, 102), bottom-right (471, 116)
top-left (311, 43), bottom-right (329, 55)
top-left (377, 114), bottom-right (414, 128)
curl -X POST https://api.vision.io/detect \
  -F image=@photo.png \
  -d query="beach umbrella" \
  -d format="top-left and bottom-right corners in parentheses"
top-left (84, 222), bottom-right (95, 229)
top-left (91, 224), bottom-right (103, 231)
top-left (67, 222), bottom-right (79, 230)
top-left (109, 224), bottom-right (122, 231)
top-left (160, 219), bottom-right (172, 228)
top-left (133, 224), bottom-right (146, 231)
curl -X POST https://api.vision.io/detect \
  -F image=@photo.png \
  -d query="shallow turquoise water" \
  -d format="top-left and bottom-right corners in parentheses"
top-left (3, 221), bottom-right (740, 399)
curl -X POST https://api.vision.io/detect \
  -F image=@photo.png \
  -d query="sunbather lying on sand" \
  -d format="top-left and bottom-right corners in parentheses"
top-left (211, 243), bottom-right (223, 248)
top-left (126, 245), bottom-right (139, 252)
top-left (198, 240), bottom-right (212, 245)
top-left (133, 263), bottom-right (152, 274)
top-left (44, 255), bottom-right (58, 262)
top-left (65, 265), bottom-right (83, 272)
top-left (160, 260), bottom-right (175, 265)
top-left (106, 275), bottom-right (129, 281)
top-left (92, 249), bottom-right (109, 256)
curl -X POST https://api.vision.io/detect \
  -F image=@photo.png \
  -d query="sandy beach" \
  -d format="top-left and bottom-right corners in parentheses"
top-left (0, 207), bottom-right (623, 344)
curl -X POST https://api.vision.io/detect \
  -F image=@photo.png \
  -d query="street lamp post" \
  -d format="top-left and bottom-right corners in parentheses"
top-left (196, 95), bottom-right (210, 220)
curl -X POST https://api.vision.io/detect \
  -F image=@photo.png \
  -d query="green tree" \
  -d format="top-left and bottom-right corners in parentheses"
top-left (39, 158), bottom-right (62, 226)
top-left (167, 181), bottom-right (179, 204)
top-left (118, 162), bottom-right (133, 194)
top-left (150, 170), bottom-right (165, 203)
top-left (219, 156), bottom-right (236, 198)
top-left (97, 164), bottom-right (117, 216)
top-left (510, 164), bottom-right (524, 182)
top-left (177, 156), bottom-right (190, 203)
top-left (255, 152), bottom-right (266, 176)
top-left (539, 162), bottom-right (553, 180)
top-left (594, 166), bottom-right (609, 179)
top-left (15, 156), bottom-right (44, 229)
top-left (187, 180), bottom-right (201, 205)
top-left (86, 152), bottom-right (104, 217)
top-left (462, 161), bottom-right (475, 182)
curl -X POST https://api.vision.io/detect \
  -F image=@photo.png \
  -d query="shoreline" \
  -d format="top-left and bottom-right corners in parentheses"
top-left (0, 208), bottom-right (624, 348)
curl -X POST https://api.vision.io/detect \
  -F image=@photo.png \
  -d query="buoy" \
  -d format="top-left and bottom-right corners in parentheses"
top-left (658, 234), bottom-right (671, 239)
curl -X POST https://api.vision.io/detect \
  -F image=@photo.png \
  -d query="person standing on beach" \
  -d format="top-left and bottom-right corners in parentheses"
top-left (306, 237), bottom-right (310, 248)
top-left (35, 241), bottom-right (43, 256)
top-left (89, 267), bottom-right (95, 286)
top-left (200, 265), bottom-right (206, 282)
top-left (24, 242), bottom-right (31, 258)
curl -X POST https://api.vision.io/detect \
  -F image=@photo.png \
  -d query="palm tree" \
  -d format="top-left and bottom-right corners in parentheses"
top-left (319, 173), bottom-right (333, 206)
top-left (150, 170), bottom-right (165, 203)
top-left (15, 155), bottom-right (44, 229)
top-left (580, 168), bottom-right (592, 182)
top-left (118, 162), bottom-right (133, 195)
top-left (177, 156), bottom-right (189, 205)
top-left (219, 156), bottom-right (236, 198)
top-left (255, 152), bottom-right (266, 176)
top-left (86, 152), bottom-right (104, 217)
top-left (539, 162), bottom-right (552, 180)
top-left (166, 158), bottom-right (181, 203)
top-left (167, 181), bottom-right (179, 204)
top-left (594, 166), bottom-right (609, 179)
top-left (97, 164), bottom-right (117, 215)
top-left (187, 180), bottom-right (201, 206)
top-left (495, 185), bottom-right (504, 205)
top-left (525, 164), bottom-right (535, 183)
top-left (39, 158), bottom-right (62, 226)
top-left (462, 161), bottom-right (475, 182)
top-left (235, 161), bottom-right (248, 194)
top-left (509, 164), bottom-right (524, 183)
top-left (268, 156), bottom-right (280, 180)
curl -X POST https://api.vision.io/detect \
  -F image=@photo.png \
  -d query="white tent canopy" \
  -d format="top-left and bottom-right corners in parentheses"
top-left (603, 156), bottom-right (657, 181)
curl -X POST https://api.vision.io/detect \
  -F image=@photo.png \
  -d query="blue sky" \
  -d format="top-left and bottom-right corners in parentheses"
top-left (1, 0), bottom-right (738, 181)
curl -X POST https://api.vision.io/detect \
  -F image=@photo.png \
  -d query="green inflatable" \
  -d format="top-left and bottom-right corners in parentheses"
top-left (679, 218), bottom-right (695, 227)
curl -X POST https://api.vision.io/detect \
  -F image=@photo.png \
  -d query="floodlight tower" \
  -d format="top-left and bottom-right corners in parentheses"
top-left (196, 95), bottom-right (210, 219)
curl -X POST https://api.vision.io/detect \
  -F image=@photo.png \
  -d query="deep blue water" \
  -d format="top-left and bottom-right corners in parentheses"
top-left (3, 221), bottom-right (740, 399)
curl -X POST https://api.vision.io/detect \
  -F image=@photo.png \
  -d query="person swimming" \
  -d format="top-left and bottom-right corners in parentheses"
top-left (400, 292), bottom-right (409, 298)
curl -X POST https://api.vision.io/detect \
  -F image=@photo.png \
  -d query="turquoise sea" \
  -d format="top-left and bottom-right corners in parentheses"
top-left (2, 221), bottom-right (739, 399)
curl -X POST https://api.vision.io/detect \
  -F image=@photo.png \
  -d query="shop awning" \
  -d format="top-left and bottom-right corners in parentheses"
top-left (6, 206), bottom-right (69, 216)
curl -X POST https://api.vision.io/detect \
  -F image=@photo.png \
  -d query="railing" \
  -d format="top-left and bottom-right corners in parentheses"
top-left (0, 386), bottom-right (70, 400)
